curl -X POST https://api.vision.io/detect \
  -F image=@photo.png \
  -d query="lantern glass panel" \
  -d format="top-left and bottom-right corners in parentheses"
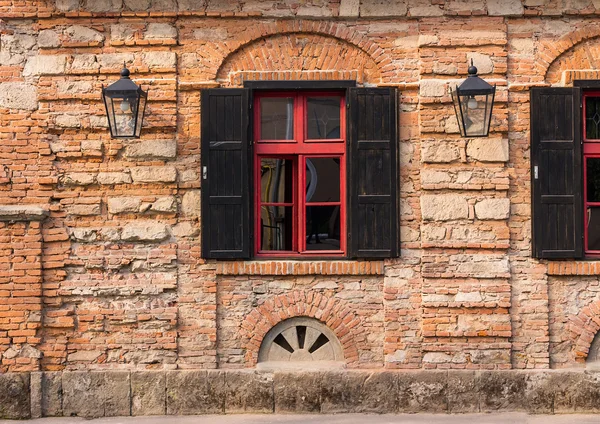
top-left (108, 95), bottom-right (137, 138)
top-left (134, 95), bottom-right (146, 138)
top-left (452, 89), bottom-right (495, 137)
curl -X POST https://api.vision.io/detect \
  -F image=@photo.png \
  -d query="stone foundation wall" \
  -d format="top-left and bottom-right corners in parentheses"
top-left (3, 369), bottom-right (600, 419)
top-left (2, 0), bottom-right (600, 381)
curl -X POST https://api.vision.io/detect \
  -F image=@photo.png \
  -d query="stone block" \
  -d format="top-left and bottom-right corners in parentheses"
top-left (477, 371), bottom-right (527, 412)
top-left (121, 223), bottom-right (170, 242)
top-left (55, 114), bottom-right (81, 128)
top-left (421, 141), bottom-right (461, 163)
top-left (68, 204), bottom-right (101, 216)
top-left (56, 0), bottom-right (79, 11)
top-left (409, 5), bottom-right (443, 16)
top-left (71, 54), bottom-right (100, 72)
top-left (23, 55), bottom-right (68, 76)
top-left (522, 372), bottom-right (554, 414)
top-left (97, 53), bottom-right (134, 69)
top-left (552, 371), bottom-right (600, 413)
top-left (0, 205), bottom-right (49, 221)
top-left (132, 371), bottom-right (166, 416)
top-left (57, 81), bottom-right (94, 95)
top-left (38, 30), bottom-right (60, 48)
top-left (360, 0), bottom-right (407, 16)
top-left (467, 52), bottom-right (493, 74)
top-left (108, 197), bottom-right (142, 214)
top-left (65, 26), bottom-right (105, 43)
top-left (0, 373), bottom-right (30, 419)
top-left (339, 0), bottom-right (360, 16)
top-left (166, 370), bottom-right (225, 414)
top-left (224, 371), bottom-right (273, 413)
top-left (83, 0), bottom-right (123, 13)
top-left (421, 194), bottom-right (469, 221)
top-left (111, 24), bottom-right (136, 41)
top-left (274, 371), bottom-right (321, 413)
top-left (321, 371), bottom-right (398, 413)
top-left (419, 79), bottom-right (446, 97)
top-left (145, 23), bottom-right (177, 39)
top-left (181, 190), bottom-right (200, 217)
top-left (62, 372), bottom-right (104, 418)
top-left (131, 166), bottom-right (177, 183)
top-left (475, 198), bottom-right (510, 220)
top-left (451, 254), bottom-right (510, 278)
top-left (41, 372), bottom-right (63, 417)
top-left (124, 140), bottom-right (177, 160)
top-left (172, 221), bottom-right (200, 237)
top-left (0, 82), bottom-right (38, 110)
top-left (421, 169), bottom-right (452, 185)
top-left (151, 196), bottom-right (177, 213)
top-left (97, 172), bottom-right (132, 185)
top-left (62, 371), bottom-right (130, 418)
top-left (61, 172), bottom-right (95, 186)
top-left (30, 372), bottom-right (42, 418)
top-left (467, 138), bottom-right (509, 162)
top-left (487, 0), bottom-right (524, 16)
top-left (447, 370), bottom-right (479, 413)
top-left (143, 52), bottom-right (177, 69)
top-left (397, 370), bottom-right (447, 413)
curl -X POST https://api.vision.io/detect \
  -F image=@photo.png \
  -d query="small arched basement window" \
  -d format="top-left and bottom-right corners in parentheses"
top-left (588, 331), bottom-right (600, 370)
top-left (257, 317), bottom-right (344, 370)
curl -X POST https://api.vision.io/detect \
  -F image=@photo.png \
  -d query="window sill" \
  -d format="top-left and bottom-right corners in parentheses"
top-left (215, 260), bottom-right (384, 276)
top-left (548, 261), bottom-right (600, 276)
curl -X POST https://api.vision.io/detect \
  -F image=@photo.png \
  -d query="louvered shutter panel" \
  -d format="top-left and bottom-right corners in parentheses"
top-left (531, 87), bottom-right (583, 259)
top-left (201, 88), bottom-right (252, 259)
top-left (347, 87), bottom-right (399, 258)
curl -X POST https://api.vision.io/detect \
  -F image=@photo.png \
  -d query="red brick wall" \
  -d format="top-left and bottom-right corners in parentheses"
top-left (2, 0), bottom-right (600, 372)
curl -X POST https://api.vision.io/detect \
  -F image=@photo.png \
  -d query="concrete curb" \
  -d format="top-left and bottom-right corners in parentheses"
top-left (1, 370), bottom-right (600, 419)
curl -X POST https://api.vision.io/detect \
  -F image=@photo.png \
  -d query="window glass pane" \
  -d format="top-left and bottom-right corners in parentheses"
top-left (307, 96), bottom-right (341, 139)
top-left (261, 206), bottom-right (293, 251)
top-left (589, 207), bottom-right (600, 251)
top-left (305, 158), bottom-right (340, 203)
top-left (588, 158), bottom-right (600, 202)
top-left (586, 97), bottom-right (600, 140)
top-left (260, 98), bottom-right (294, 140)
top-left (261, 158), bottom-right (293, 203)
top-left (305, 206), bottom-right (340, 251)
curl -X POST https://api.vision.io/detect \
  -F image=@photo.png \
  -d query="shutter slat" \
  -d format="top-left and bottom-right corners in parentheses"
top-left (531, 87), bottom-right (582, 259)
top-left (201, 88), bottom-right (252, 259)
top-left (347, 87), bottom-right (398, 258)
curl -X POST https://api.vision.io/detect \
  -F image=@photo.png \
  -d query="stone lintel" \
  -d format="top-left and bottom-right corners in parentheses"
top-left (215, 260), bottom-right (384, 276)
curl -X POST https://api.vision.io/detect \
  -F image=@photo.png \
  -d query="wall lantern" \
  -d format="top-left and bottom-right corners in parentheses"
top-left (102, 64), bottom-right (147, 139)
top-left (451, 60), bottom-right (496, 137)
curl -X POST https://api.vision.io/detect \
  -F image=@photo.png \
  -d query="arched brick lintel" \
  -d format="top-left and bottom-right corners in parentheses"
top-left (240, 290), bottom-right (365, 367)
top-left (570, 299), bottom-right (600, 363)
top-left (212, 20), bottom-right (392, 83)
top-left (540, 24), bottom-right (600, 83)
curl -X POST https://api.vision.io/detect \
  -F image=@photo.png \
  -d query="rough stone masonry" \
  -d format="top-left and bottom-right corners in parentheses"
top-left (2, 0), bottom-right (600, 418)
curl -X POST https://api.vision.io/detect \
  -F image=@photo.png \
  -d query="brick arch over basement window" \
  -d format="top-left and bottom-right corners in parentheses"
top-left (240, 290), bottom-right (365, 367)
top-left (210, 20), bottom-right (394, 83)
top-left (570, 299), bottom-right (600, 364)
top-left (539, 24), bottom-right (600, 83)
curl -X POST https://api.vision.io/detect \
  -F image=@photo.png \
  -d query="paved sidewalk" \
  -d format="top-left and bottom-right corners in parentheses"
top-left (3, 414), bottom-right (600, 424)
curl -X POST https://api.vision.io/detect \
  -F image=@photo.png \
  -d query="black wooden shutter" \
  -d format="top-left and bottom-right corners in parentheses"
top-left (201, 88), bottom-right (252, 259)
top-left (347, 87), bottom-right (398, 258)
top-left (531, 87), bottom-right (582, 259)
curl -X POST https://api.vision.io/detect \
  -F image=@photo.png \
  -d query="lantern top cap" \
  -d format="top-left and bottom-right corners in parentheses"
top-left (455, 59), bottom-right (495, 96)
top-left (120, 63), bottom-right (130, 78)
top-left (102, 63), bottom-right (147, 98)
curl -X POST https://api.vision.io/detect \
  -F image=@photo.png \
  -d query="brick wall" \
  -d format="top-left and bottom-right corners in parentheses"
top-left (1, 0), bottom-right (600, 373)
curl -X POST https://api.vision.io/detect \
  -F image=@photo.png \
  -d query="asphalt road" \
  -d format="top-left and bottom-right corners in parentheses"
top-left (2, 414), bottom-right (600, 424)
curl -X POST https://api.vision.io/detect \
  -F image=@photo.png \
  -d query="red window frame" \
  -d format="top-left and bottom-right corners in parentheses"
top-left (583, 91), bottom-right (600, 255)
top-left (253, 91), bottom-right (346, 257)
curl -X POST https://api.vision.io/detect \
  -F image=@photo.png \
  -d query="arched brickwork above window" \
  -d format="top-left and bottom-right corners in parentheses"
top-left (240, 290), bottom-right (365, 367)
top-left (211, 20), bottom-right (392, 85)
top-left (570, 299), bottom-right (600, 364)
top-left (216, 32), bottom-right (381, 86)
top-left (540, 24), bottom-right (600, 84)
